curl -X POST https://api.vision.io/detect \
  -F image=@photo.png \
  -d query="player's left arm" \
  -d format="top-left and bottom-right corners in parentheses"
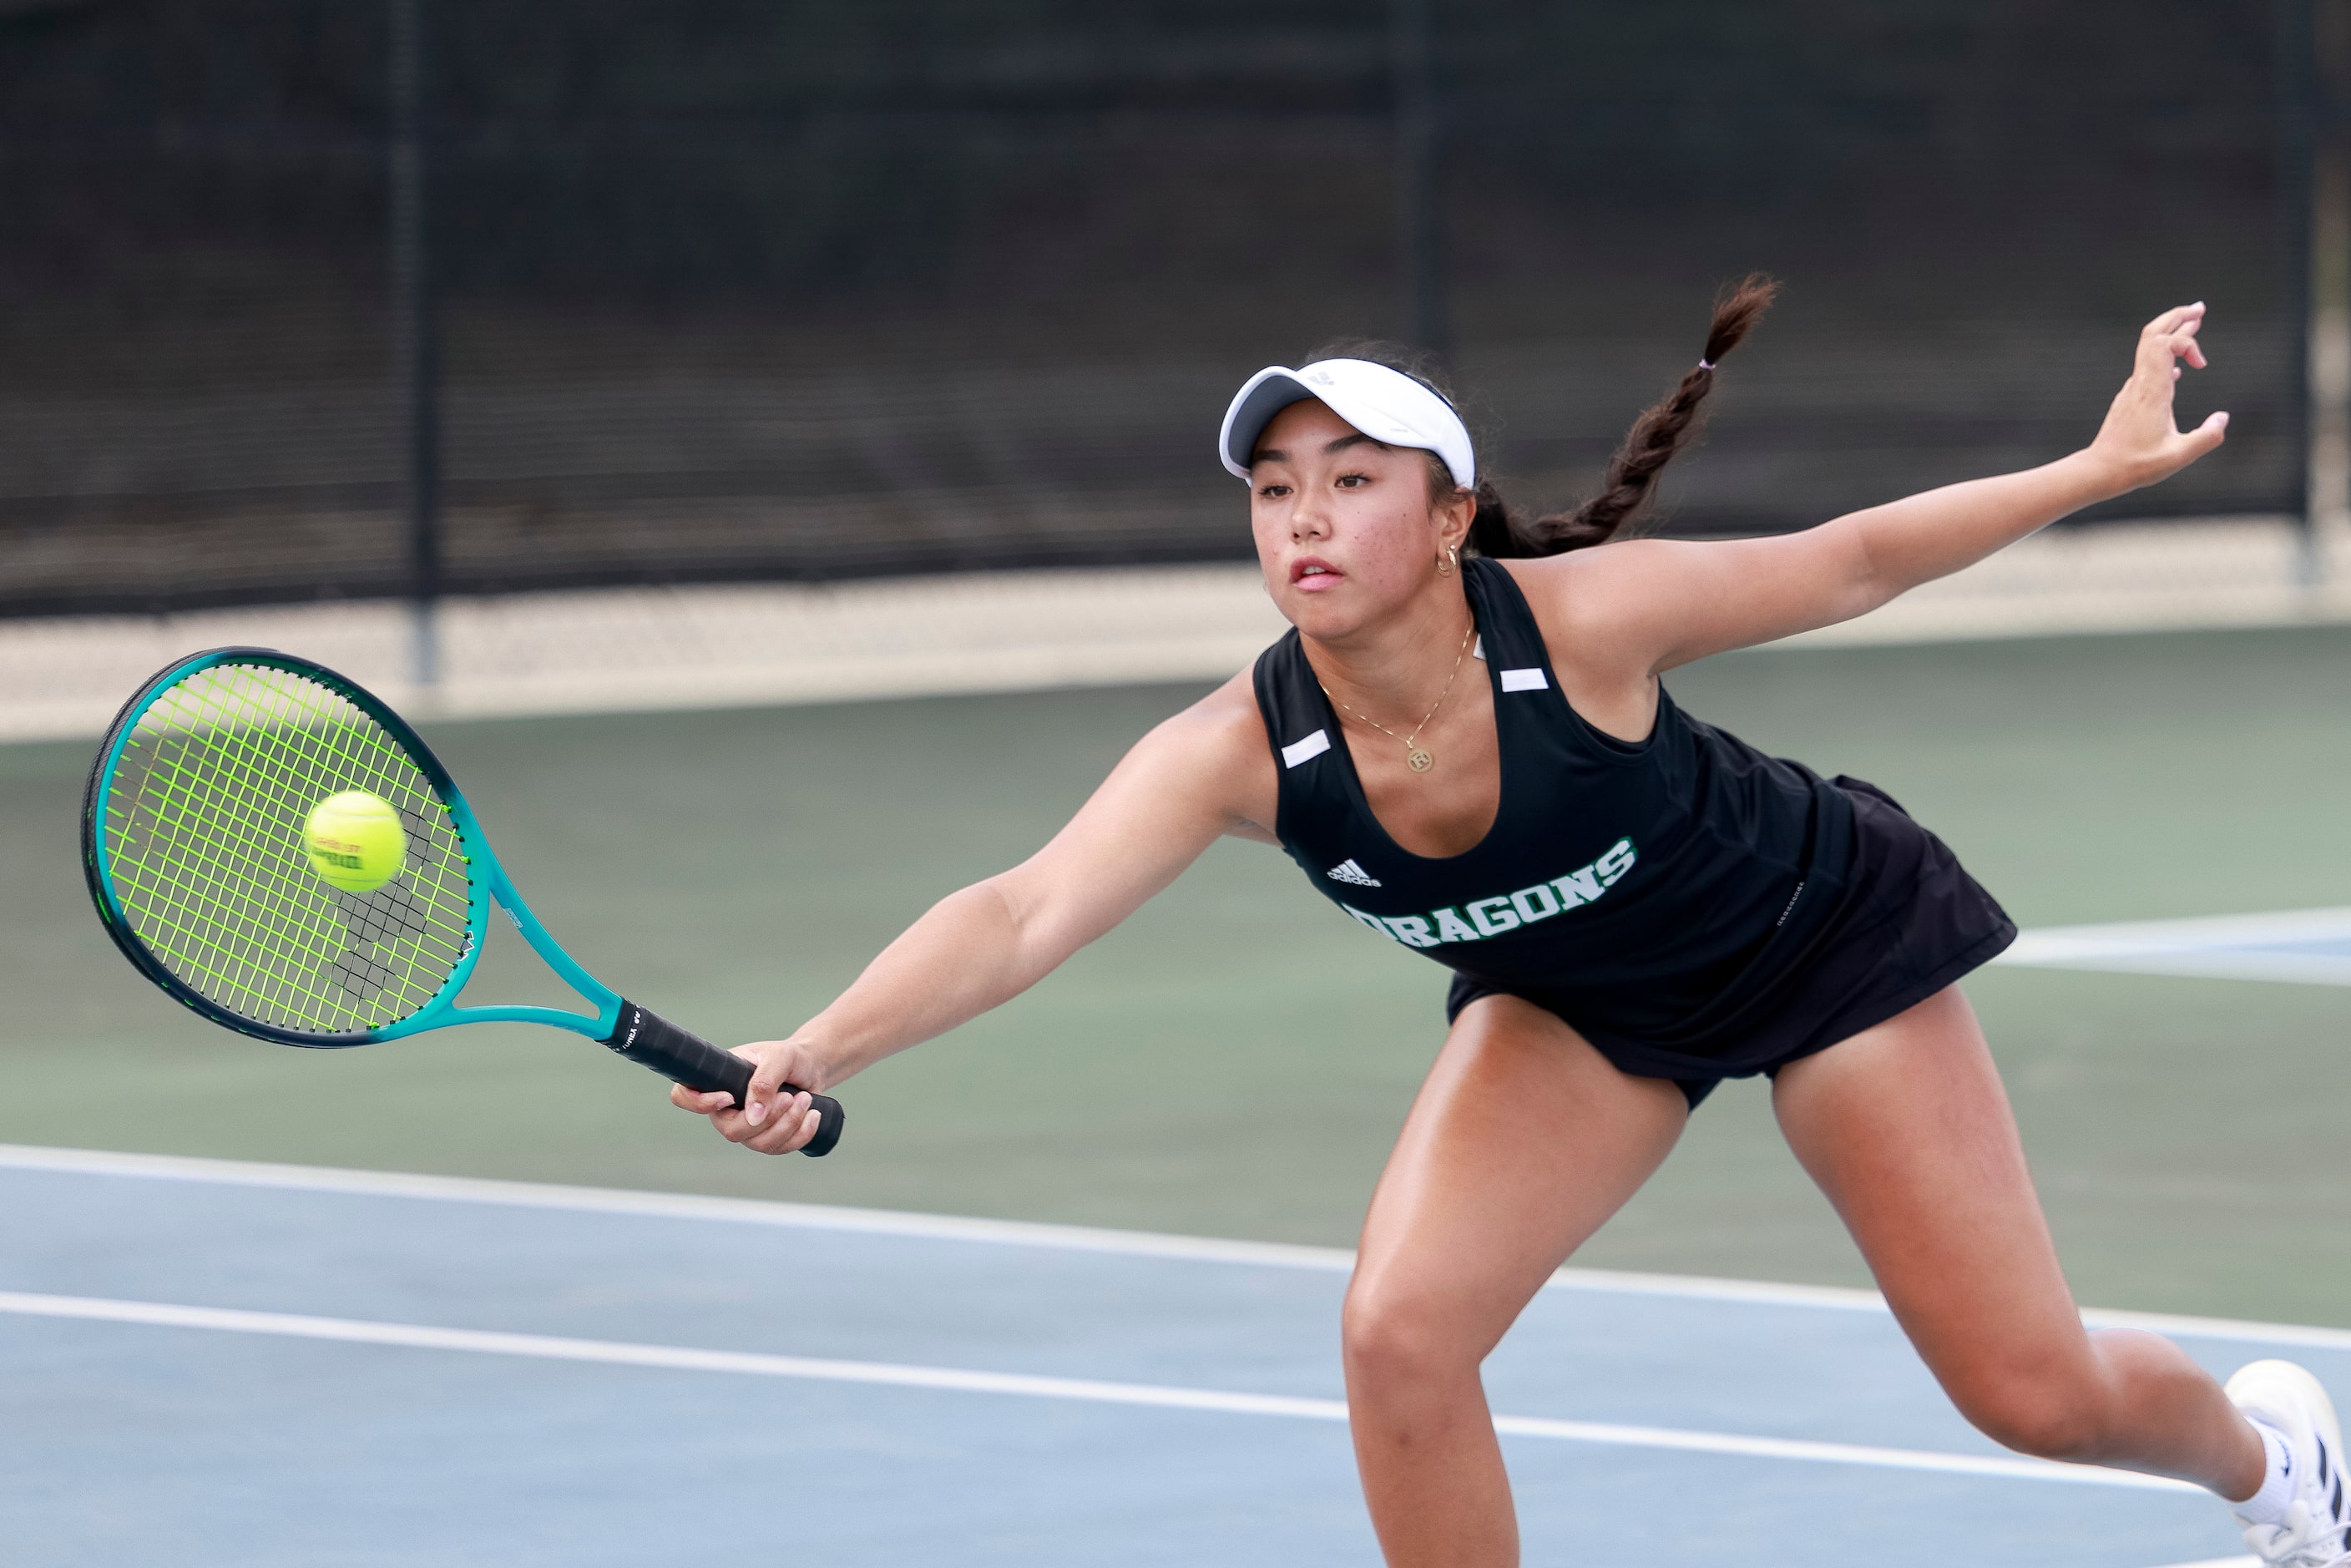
top-left (1535, 301), bottom-right (2229, 674)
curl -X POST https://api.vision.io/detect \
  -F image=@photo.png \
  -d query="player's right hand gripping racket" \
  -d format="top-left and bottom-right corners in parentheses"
top-left (79, 646), bottom-right (843, 1156)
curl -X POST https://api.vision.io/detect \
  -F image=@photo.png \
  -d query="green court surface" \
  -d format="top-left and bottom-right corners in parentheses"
top-left (10, 623), bottom-right (2351, 1326)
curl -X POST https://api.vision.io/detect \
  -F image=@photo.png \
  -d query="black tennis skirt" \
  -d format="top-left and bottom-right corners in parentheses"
top-left (1445, 777), bottom-right (2016, 1108)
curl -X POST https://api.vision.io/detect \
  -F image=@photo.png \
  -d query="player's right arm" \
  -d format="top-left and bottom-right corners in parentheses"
top-left (674, 671), bottom-right (1280, 1154)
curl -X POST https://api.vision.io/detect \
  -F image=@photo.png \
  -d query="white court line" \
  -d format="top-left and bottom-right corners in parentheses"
top-left (3, 1144), bottom-right (2345, 1351)
top-left (0, 1289), bottom-right (2197, 1494)
top-left (0, 1142), bottom-right (1359, 1270)
top-left (2005, 906), bottom-right (2351, 955)
top-left (1997, 906), bottom-right (2351, 986)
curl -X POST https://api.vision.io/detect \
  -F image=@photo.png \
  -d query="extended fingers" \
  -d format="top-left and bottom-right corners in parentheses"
top-left (2135, 335), bottom-right (2200, 383)
top-left (2142, 301), bottom-right (2206, 339)
top-left (2136, 305), bottom-right (2208, 376)
top-left (670, 1084), bottom-right (734, 1115)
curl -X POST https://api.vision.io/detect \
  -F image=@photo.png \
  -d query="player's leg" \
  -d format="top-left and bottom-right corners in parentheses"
top-left (1344, 993), bottom-right (1691, 1568)
top-left (1770, 984), bottom-right (2263, 1490)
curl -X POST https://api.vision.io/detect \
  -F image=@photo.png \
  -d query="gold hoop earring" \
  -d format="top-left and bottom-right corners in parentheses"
top-left (1436, 544), bottom-right (1459, 577)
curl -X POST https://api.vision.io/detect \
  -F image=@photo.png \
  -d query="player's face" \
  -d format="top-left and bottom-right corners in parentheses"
top-left (1247, 399), bottom-right (1459, 637)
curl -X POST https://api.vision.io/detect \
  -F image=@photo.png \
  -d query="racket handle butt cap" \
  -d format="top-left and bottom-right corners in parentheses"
top-left (602, 999), bottom-right (845, 1157)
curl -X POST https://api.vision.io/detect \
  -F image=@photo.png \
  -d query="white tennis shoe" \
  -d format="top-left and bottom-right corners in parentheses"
top-left (2230, 1359), bottom-right (2351, 1568)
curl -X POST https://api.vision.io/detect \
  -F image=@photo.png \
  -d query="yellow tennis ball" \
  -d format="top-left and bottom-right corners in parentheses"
top-left (302, 790), bottom-right (408, 894)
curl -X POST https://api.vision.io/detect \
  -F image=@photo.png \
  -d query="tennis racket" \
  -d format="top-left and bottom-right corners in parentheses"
top-left (79, 645), bottom-right (844, 1156)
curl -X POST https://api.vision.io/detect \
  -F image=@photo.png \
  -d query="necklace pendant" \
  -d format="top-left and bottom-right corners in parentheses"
top-left (1406, 747), bottom-right (1434, 773)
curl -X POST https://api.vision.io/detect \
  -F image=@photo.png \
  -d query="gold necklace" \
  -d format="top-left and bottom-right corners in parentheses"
top-left (1320, 621), bottom-right (1476, 775)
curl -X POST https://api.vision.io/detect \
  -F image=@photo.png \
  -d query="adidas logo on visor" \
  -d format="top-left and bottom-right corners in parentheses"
top-left (1326, 859), bottom-right (1382, 887)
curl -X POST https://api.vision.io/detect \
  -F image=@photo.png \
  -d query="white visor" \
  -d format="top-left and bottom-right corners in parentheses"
top-left (1218, 358), bottom-right (1475, 490)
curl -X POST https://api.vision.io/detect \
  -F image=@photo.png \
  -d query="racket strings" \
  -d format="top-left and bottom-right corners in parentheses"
top-left (122, 672), bottom-right (458, 1026)
top-left (126, 675), bottom-right (367, 1004)
top-left (103, 662), bottom-right (474, 1033)
top-left (119, 674), bottom-right (402, 1023)
top-left (184, 670), bottom-right (467, 1018)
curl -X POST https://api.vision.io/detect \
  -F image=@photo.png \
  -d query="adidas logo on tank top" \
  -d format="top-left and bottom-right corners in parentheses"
top-left (1326, 858), bottom-right (1382, 887)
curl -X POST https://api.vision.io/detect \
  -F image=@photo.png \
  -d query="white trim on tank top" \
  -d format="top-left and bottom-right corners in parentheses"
top-left (1281, 730), bottom-right (1331, 768)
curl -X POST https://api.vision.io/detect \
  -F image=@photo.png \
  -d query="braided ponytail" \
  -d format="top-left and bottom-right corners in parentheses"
top-left (1307, 275), bottom-right (1777, 559)
top-left (1467, 274), bottom-right (1779, 557)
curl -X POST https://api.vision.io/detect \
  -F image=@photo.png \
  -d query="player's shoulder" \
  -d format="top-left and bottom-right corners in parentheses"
top-left (1497, 539), bottom-right (1677, 600)
top-left (1497, 544), bottom-right (1684, 664)
top-left (1111, 670), bottom-right (1278, 837)
top-left (1148, 670), bottom-right (1272, 763)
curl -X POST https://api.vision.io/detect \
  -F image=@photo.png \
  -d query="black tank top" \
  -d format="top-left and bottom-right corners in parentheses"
top-left (1251, 555), bottom-right (1858, 1054)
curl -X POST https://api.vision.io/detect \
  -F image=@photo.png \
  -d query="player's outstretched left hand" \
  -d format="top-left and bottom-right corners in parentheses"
top-left (670, 1036), bottom-right (829, 1156)
top-left (2086, 302), bottom-right (2229, 493)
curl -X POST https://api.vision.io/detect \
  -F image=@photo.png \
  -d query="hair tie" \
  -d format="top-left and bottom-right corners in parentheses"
top-left (1696, 358), bottom-right (1716, 372)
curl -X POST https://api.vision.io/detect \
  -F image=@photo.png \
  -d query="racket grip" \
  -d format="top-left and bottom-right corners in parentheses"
top-left (602, 999), bottom-right (845, 1157)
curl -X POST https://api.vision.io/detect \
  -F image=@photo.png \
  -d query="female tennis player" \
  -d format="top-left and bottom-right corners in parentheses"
top-left (678, 287), bottom-right (2345, 1567)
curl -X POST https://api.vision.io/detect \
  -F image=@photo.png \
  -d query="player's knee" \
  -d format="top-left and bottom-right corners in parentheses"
top-left (1948, 1368), bottom-right (2106, 1462)
top-left (1341, 1283), bottom-right (1477, 1392)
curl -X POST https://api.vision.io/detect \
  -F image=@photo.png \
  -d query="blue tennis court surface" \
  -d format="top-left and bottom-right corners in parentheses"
top-left (0, 1147), bottom-right (2322, 1566)
top-left (1999, 907), bottom-right (2351, 986)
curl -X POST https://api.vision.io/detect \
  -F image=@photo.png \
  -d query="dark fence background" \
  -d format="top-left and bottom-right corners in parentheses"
top-left (0, 0), bottom-right (2308, 615)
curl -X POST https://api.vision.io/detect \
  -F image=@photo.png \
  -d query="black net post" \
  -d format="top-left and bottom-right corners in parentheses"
top-left (1392, 0), bottom-right (1447, 364)
top-left (2313, 0), bottom-right (2351, 555)
top-left (2283, 0), bottom-right (2321, 581)
top-left (389, 0), bottom-right (442, 685)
